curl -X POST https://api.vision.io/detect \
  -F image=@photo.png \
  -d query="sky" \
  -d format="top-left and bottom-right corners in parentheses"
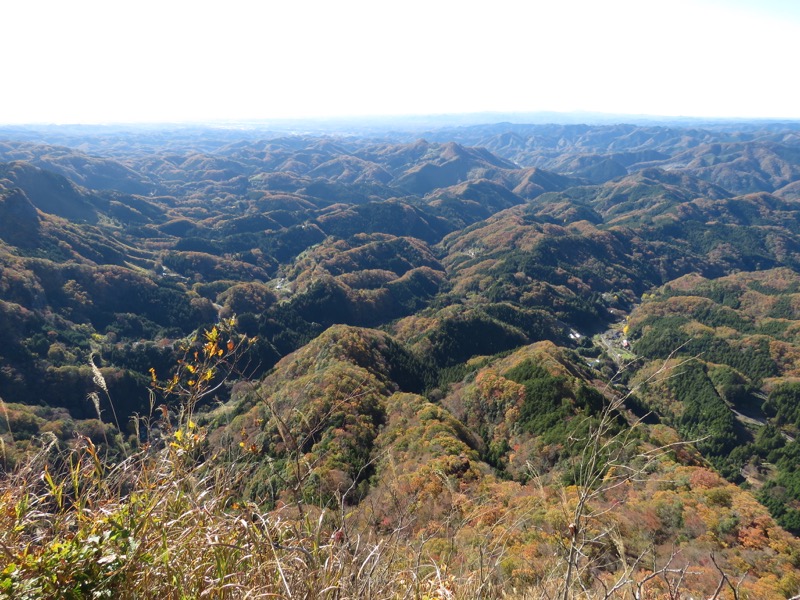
top-left (2, 0), bottom-right (800, 124)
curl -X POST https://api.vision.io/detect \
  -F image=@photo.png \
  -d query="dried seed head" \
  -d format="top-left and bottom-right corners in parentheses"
top-left (87, 391), bottom-right (102, 420)
top-left (89, 354), bottom-right (108, 393)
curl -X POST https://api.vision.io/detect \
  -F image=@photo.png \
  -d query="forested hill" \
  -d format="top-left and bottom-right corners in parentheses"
top-left (4, 121), bottom-right (800, 597)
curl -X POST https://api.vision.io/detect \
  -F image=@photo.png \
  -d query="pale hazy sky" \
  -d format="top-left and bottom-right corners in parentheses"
top-left (3, 0), bottom-right (799, 124)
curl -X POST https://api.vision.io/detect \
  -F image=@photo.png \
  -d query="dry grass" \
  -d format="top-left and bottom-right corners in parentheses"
top-left (0, 430), bottom-right (505, 600)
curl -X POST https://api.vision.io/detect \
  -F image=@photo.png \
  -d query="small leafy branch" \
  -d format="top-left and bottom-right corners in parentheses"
top-left (144, 317), bottom-right (254, 449)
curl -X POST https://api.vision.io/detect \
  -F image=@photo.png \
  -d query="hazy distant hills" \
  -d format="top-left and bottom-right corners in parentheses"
top-left (641, 141), bottom-right (800, 194)
top-left (0, 140), bottom-right (156, 194)
top-left (417, 123), bottom-right (800, 192)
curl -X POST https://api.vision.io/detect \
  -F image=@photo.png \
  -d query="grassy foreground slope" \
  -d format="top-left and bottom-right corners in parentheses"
top-left (4, 324), bottom-right (800, 598)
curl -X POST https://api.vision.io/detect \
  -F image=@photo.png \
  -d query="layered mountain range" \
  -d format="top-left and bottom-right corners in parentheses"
top-left (4, 120), bottom-right (800, 595)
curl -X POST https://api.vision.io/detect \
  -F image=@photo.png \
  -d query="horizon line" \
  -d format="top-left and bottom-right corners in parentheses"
top-left (3, 110), bottom-right (800, 129)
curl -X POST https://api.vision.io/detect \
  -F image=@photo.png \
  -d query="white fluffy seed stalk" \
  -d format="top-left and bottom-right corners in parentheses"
top-left (87, 392), bottom-right (102, 421)
top-left (89, 354), bottom-right (108, 393)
